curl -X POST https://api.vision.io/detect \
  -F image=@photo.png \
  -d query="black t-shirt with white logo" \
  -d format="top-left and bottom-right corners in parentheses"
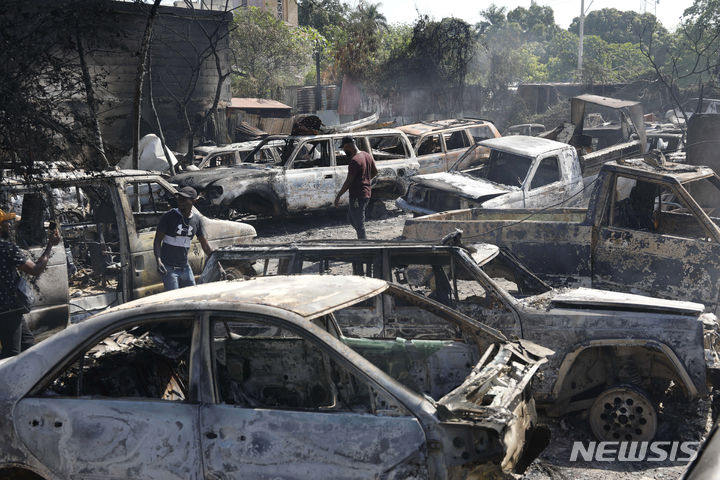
top-left (0, 240), bottom-right (27, 312)
top-left (158, 209), bottom-right (205, 268)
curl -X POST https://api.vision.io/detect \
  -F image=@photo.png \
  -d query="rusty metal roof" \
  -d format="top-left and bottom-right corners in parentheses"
top-left (107, 275), bottom-right (388, 320)
top-left (229, 97), bottom-right (291, 110)
top-left (573, 94), bottom-right (641, 109)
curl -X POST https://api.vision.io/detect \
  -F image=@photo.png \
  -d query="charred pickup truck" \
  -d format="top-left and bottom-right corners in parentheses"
top-left (0, 275), bottom-right (547, 478)
top-left (171, 129), bottom-right (419, 219)
top-left (200, 239), bottom-right (719, 441)
top-left (541, 94), bottom-right (647, 173)
top-left (397, 136), bottom-right (589, 215)
top-left (398, 118), bottom-right (501, 174)
top-left (0, 170), bottom-right (255, 334)
top-left (403, 157), bottom-right (720, 315)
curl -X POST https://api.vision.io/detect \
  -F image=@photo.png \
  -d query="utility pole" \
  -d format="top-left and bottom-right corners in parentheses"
top-left (577, 0), bottom-right (584, 82)
top-left (314, 43), bottom-right (322, 112)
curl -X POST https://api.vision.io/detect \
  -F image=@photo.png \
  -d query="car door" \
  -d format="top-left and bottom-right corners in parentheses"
top-left (7, 188), bottom-right (69, 333)
top-left (523, 154), bottom-right (566, 208)
top-left (200, 314), bottom-right (428, 479)
top-left (123, 178), bottom-right (195, 298)
top-left (283, 139), bottom-right (338, 212)
top-left (592, 174), bottom-right (720, 309)
top-left (441, 129), bottom-right (474, 171)
top-left (14, 314), bottom-right (203, 479)
top-left (415, 133), bottom-right (445, 174)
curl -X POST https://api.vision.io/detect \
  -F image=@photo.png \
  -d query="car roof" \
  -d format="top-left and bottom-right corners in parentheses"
top-left (603, 158), bottom-right (717, 183)
top-left (398, 119), bottom-right (492, 136)
top-left (105, 275), bottom-right (389, 320)
top-left (479, 135), bottom-right (570, 157)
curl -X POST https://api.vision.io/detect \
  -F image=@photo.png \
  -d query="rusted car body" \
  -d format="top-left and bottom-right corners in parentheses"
top-left (398, 119), bottom-right (501, 174)
top-left (0, 275), bottom-right (547, 479)
top-left (541, 94), bottom-right (647, 177)
top-left (396, 136), bottom-right (587, 216)
top-left (171, 129), bottom-right (419, 218)
top-left (504, 124), bottom-right (545, 137)
top-left (0, 170), bottom-right (255, 333)
top-left (192, 139), bottom-right (286, 169)
top-left (201, 240), bottom-right (720, 441)
top-left (403, 158), bottom-right (720, 315)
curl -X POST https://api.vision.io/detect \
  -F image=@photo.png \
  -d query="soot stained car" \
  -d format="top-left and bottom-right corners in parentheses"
top-left (0, 275), bottom-right (547, 480)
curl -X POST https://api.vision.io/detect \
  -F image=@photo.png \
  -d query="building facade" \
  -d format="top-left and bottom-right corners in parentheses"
top-left (173, 0), bottom-right (298, 25)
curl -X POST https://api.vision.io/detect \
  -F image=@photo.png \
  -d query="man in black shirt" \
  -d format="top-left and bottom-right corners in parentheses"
top-left (0, 209), bottom-right (60, 358)
top-left (154, 186), bottom-right (213, 291)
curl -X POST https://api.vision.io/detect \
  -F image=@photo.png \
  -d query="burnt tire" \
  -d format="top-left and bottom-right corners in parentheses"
top-left (221, 263), bottom-right (256, 281)
top-left (589, 384), bottom-right (657, 442)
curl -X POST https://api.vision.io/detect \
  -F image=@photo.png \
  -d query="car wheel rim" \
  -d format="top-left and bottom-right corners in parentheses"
top-left (589, 385), bottom-right (657, 442)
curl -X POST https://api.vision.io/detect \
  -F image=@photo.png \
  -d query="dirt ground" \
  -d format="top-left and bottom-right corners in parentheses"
top-left (248, 201), bottom-right (713, 480)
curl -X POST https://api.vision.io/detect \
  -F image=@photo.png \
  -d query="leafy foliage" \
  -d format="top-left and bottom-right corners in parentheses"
top-left (230, 7), bottom-right (317, 98)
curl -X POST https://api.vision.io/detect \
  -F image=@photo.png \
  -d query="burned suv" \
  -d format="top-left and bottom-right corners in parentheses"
top-left (172, 130), bottom-right (419, 219)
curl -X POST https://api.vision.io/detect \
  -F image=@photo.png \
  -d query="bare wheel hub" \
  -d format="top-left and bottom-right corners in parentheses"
top-left (589, 385), bottom-right (657, 441)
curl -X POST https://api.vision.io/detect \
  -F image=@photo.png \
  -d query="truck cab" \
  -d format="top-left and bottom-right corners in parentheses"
top-left (397, 136), bottom-right (585, 215)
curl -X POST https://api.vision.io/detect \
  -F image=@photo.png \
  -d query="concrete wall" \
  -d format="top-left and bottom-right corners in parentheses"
top-left (86, 1), bottom-right (232, 156)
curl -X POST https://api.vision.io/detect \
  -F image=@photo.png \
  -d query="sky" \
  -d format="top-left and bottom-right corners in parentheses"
top-left (343, 0), bottom-right (694, 31)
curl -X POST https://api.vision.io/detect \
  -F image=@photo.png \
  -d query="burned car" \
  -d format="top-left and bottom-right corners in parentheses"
top-left (202, 239), bottom-right (720, 441)
top-left (0, 170), bottom-right (256, 332)
top-left (398, 118), bottom-right (501, 174)
top-left (397, 136), bottom-right (588, 216)
top-left (0, 275), bottom-right (547, 479)
top-left (171, 129), bottom-right (419, 219)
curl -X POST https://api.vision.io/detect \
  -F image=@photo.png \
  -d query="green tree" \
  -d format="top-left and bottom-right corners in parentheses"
top-left (507, 1), bottom-right (558, 41)
top-left (230, 7), bottom-right (316, 98)
top-left (298, 0), bottom-right (348, 38)
top-left (569, 8), bottom-right (665, 45)
top-left (380, 16), bottom-right (475, 112)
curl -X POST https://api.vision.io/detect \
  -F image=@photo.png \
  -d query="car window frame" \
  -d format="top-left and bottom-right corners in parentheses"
top-left (26, 312), bottom-right (201, 402)
top-left (207, 310), bottom-right (416, 416)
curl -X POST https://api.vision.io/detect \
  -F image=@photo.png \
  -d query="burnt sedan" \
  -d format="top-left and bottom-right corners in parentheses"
top-left (0, 275), bottom-right (547, 480)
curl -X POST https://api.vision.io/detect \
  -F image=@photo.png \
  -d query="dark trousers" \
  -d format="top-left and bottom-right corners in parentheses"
top-left (0, 311), bottom-right (35, 358)
top-left (348, 197), bottom-right (370, 240)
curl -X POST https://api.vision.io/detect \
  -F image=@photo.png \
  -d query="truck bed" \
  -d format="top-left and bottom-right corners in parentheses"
top-left (402, 207), bottom-right (592, 286)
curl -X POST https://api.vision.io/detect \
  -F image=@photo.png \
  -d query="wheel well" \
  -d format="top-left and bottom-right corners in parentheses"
top-left (552, 344), bottom-right (693, 412)
top-left (0, 467), bottom-right (47, 480)
top-left (231, 191), bottom-right (279, 216)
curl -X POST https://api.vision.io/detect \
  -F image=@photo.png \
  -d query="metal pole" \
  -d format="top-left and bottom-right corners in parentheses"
top-left (315, 48), bottom-right (322, 112)
top-left (578, 0), bottom-right (584, 82)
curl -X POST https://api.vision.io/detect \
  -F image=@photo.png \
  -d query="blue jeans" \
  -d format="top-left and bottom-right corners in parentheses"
top-left (0, 312), bottom-right (34, 358)
top-left (162, 264), bottom-right (196, 291)
top-left (348, 197), bottom-right (370, 239)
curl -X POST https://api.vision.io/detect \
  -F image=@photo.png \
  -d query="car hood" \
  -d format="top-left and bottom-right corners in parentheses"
top-left (547, 287), bottom-right (705, 315)
top-left (411, 172), bottom-right (513, 202)
top-left (172, 164), bottom-right (275, 189)
top-left (436, 340), bottom-right (550, 425)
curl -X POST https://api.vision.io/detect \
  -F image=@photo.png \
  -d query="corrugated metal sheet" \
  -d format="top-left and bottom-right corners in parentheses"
top-left (229, 97), bottom-right (291, 110)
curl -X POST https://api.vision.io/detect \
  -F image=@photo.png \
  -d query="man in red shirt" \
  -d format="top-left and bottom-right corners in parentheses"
top-left (334, 136), bottom-right (377, 239)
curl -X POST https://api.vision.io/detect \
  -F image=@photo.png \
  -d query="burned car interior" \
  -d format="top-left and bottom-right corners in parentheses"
top-left (607, 174), bottom-right (720, 240)
top-left (29, 289), bottom-right (506, 422)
